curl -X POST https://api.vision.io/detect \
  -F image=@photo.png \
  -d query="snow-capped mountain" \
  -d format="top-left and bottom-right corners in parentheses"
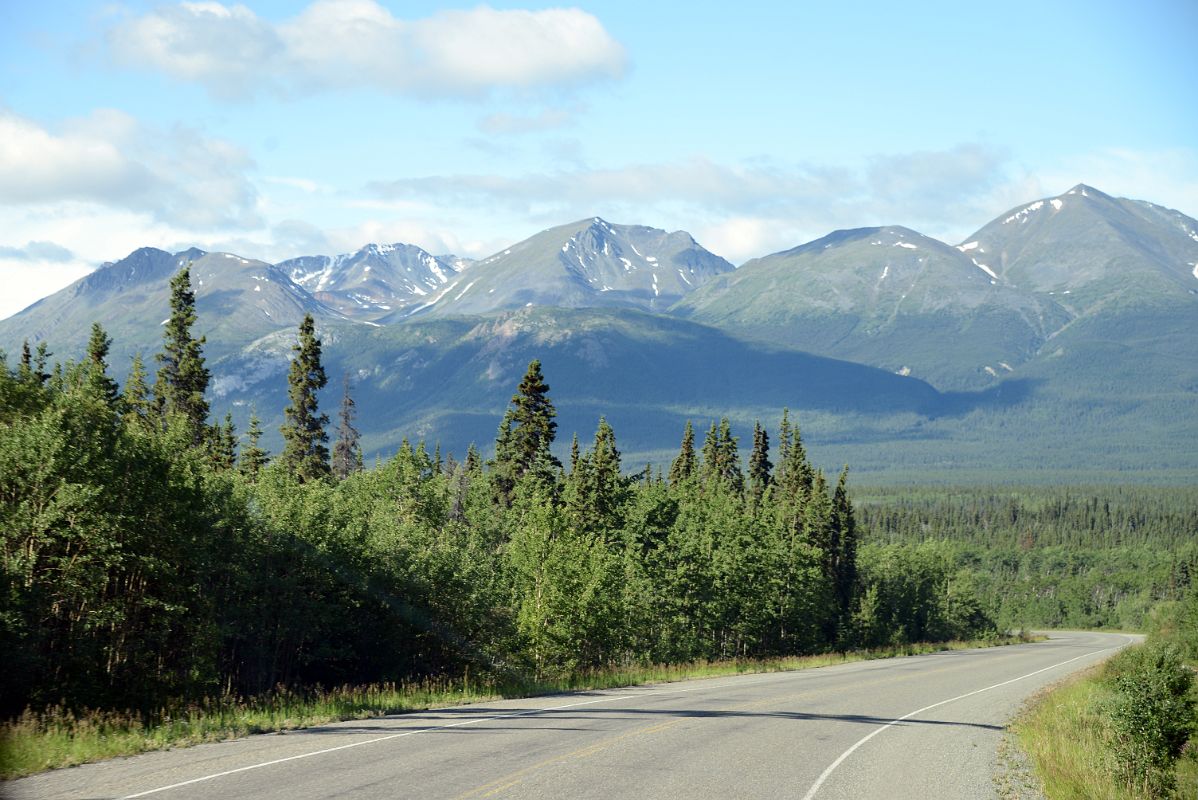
top-left (673, 225), bottom-right (1069, 389)
top-left (278, 243), bottom-right (472, 322)
top-left (413, 218), bottom-right (734, 317)
top-left (960, 183), bottom-right (1198, 310)
top-left (1, 185), bottom-right (1195, 480)
top-left (2, 247), bottom-right (338, 364)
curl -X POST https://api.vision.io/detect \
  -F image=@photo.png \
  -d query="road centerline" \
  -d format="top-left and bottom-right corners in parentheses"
top-left (798, 635), bottom-right (1131, 800)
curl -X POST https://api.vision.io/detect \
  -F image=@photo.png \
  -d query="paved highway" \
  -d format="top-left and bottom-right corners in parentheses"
top-left (6, 631), bottom-right (1132, 800)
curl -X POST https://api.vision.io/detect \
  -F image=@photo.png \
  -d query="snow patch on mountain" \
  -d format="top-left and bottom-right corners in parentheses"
top-left (971, 258), bottom-right (998, 280)
top-left (1003, 201), bottom-right (1045, 224)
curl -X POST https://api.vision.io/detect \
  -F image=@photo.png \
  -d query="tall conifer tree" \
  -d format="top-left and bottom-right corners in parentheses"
top-left (211, 412), bottom-right (237, 471)
top-left (509, 359), bottom-right (559, 472)
top-left (84, 323), bottom-right (120, 408)
top-left (748, 420), bottom-right (772, 506)
top-left (280, 313), bottom-right (329, 482)
top-left (714, 417), bottom-right (743, 492)
top-left (331, 373), bottom-right (362, 480)
top-left (831, 466), bottom-right (859, 616)
top-left (18, 340), bottom-right (32, 381)
top-left (154, 266), bottom-right (211, 442)
top-left (239, 407), bottom-right (269, 477)
top-left (122, 352), bottom-right (152, 422)
top-left (669, 420), bottom-right (696, 484)
top-left (33, 342), bottom-right (52, 386)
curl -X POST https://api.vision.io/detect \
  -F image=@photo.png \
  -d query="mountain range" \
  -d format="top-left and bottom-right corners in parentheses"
top-left (2, 184), bottom-right (1195, 482)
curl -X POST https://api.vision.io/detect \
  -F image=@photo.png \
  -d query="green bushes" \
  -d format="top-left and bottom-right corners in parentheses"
top-left (1103, 644), bottom-right (1195, 796)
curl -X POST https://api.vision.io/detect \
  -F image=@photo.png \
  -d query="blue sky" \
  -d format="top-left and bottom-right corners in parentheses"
top-left (1, 0), bottom-right (1195, 319)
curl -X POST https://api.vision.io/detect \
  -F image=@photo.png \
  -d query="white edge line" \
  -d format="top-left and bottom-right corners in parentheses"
top-left (799, 635), bottom-right (1133, 800)
top-left (121, 672), bottom-right (793, 798)
top-left (121, 694), bottom-right (634, 799)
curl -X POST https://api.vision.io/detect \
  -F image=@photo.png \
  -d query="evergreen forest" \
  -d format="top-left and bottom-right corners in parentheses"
top-left (1, 267), bottom-right (1192, 725)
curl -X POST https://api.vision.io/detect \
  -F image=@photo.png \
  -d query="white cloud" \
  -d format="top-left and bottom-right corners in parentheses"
top-left (0, 109), bottom-right (260, 229)
top-left (105, 1), bottom-right (627, 100)
top-left (365, 144), bottom-right (1198, 262)
top-left (0, 241), bottom-right (75, 262)
top-left (0, 259), bottom-right (94, 321)
top-left (695, 218), bottom-right (784, 265)
top-left (364, 149), bottom-right (1008, 260)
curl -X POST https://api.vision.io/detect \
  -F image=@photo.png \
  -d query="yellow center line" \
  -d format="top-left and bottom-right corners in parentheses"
top-left (452, 718), bottom-right (686, 799)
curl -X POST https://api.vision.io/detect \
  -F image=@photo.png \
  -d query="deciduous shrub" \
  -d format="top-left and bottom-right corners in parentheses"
top-left (1103, 643), bottom-right (1195, 796)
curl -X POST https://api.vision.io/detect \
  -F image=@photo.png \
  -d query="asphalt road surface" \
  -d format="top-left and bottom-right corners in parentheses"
top-left (6, 631), bottom-right (1133, 800)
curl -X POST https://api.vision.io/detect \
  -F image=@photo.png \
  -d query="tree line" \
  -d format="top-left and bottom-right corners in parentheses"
top-left (852, 487), bottom-right (1198, 631)
top-left (0, 266), bottom-right (997, 718)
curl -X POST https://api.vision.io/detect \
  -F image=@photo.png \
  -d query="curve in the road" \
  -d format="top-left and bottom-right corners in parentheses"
top-left (5, 631), bottom-right (1134, 800)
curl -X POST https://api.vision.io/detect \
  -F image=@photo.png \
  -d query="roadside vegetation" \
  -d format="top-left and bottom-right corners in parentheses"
top-left (1012, 586), bottom-right (1198, 798)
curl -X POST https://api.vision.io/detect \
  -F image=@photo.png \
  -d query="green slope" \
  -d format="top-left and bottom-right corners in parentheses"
top-left (673, 225), bottom-right (1069, 390)
top-left (207, 306), bottom-right (957, 464)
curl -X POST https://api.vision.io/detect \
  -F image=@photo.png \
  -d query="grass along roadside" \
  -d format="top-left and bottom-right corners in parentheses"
top-left (1, 634), bottom-right (1031, 780)
top-left (1011, 646), bottom-right (1197, 799)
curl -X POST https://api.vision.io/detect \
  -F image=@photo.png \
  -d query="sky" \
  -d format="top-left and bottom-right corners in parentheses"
top-left (1, 0), bottom-right (1196, 320)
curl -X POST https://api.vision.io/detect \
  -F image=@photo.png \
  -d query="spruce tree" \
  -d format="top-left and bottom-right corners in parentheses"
top-left (778, 408), bottom-right (792, 472)
top-left (777, 412), bottom-right (814, 501)
top-left (587, 417), bottom-right (624, 535)
top-left (700, 421), bottom-right (719, 483)
top-left (831, 466), bottom-right (859, 616)
top-left (714, 417), bottom-right (743, 492)
top-left (563, 417), bottom-right (624, 538)
top-left (84, 323), bottom-right (120, 407)
top-left (491, 409), bottom-right (518, 503)
top-left (18, 340), bottom-right (32, 382)
top-left (239, 407), bottom-right (269, 477)
top-left (331, 373), bottom-right (362, 481)
top-left (464, 443), bottom-right (482, 473)
top-left (668, 420), bottom-right (696, 484)
top-left (154, 266), bottom-right (211, 443)
top-left (280, 313), bottom-right (330, 482)
top-left (508, 359), bottom-right (559, 472)
top-left (748, 420), bottom-right (772, 506)
top-left (211, 412), bottom-right (237, 471)
top-left (33, 342), bottom-right (52, 385)
top-left (122, 352), bottom-right (152, 422)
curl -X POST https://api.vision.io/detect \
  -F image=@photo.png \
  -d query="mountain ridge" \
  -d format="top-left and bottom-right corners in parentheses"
top-left (1, 185), bottom-right (1195, 481)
